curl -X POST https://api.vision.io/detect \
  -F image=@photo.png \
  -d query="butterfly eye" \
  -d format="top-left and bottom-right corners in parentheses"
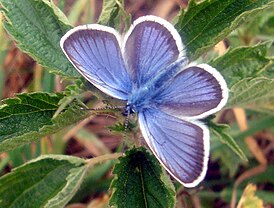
top-left (122, 103), bottom-right (136, 116)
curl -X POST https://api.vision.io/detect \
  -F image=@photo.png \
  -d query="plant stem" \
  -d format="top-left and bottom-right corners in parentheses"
top-left (86, 153), bottom-right (123, 168)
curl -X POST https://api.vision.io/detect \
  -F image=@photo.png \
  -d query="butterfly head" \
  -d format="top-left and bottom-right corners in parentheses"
top-left (122, 103), bottom-right (136, 117)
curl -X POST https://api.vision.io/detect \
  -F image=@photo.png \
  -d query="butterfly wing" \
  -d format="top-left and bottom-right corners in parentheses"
top-left (138, 108), bottom-right (209, 187)
top-left (153, 64), bottom-right (228, 119)
top-left (123, 15), bottom-right (185, 88)
top-left (60, 25), bottom-right (131, 100)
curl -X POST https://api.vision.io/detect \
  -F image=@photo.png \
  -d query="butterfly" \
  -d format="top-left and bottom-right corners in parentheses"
top-left (60, 15), bottom-right (228, 187)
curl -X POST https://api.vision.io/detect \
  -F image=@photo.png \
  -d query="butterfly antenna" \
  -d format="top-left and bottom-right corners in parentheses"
top-left (121, 108), bottom-right (130, 155)
top-left (80, 105), bottom-right (124, 111)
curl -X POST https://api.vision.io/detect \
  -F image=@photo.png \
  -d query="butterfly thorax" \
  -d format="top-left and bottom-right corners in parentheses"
top-left (127, 58), bottom-right (187, 113)
top-left (127, 86), bottom-right (153, 113)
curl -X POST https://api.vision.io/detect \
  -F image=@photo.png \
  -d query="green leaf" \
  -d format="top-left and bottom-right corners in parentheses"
top-left (98, 0), bottom-right (131, 31)
top-left (0, 13), bottom-right (8, 51)
top-left (228, 77), bottom-right (274, 109)
top-left (209, 121), bottom-right (247, 161)
top-left (211, 115), bottom-right (274, 175)
top-left (8, 142), bottom-right (41, 168)
top-left (258, 10), bottom-right (274, 37)
top-left (210, 133), bottom-right (250, 177)
top-left (221, 186), bottom-right (274, 205)
top-left (0, 92), bottom-right (88, 152)
top-left (71, 161), bottom-right (114, 203)
top-left (67, 0), bottom-right (89, 25)
top-left (0, 155), bottom-right (88, 208)
top-left (53, 81), bottom-right (85, 118)
top-left (0, 0), bottom-right (79, 78)
top-left (175, 0), bottom-right (274, 59)
top-left (110, 147), bottom-right (176, 208)
top-left (210, 43), bottom-right (272, 87)
top-left (228, 5), bottom-right (274, 47)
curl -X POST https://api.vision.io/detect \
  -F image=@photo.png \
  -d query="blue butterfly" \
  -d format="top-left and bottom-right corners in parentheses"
top-left (60, 15), bottom-right (228, 187)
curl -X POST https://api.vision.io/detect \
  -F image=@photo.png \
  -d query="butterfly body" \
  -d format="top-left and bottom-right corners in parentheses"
top-left (127, 58), bottom-right (187, 113)
top-left (60, 15), bottom-right (228, 187)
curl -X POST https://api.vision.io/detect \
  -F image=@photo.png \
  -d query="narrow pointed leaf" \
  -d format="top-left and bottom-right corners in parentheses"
top-left (110, 147), bottom-right (176, 208)
top-left (211, 134), bottom-right (250, 177)
top-left (209, 122), bottom-right (247, 161)
top-left (98, 0), bottom-right (131, 31)
top-left (0, 155), bottom-right (88, 208)
top-left (53, 81), bottom-right (85, 118)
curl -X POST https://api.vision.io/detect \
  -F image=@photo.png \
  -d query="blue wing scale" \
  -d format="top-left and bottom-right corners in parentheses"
top-left (60, 25), bottom-right (131, 100)
top-left (123, 16), bottom-right (185, 87)
top-left (153, 64), bottom-right (228, 119)
top-left (138, 108), bottom-right (209, 187)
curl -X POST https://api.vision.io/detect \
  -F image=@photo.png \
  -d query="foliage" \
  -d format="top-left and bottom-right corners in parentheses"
top-left (0, 155), bottom-right (88, 208)
top-left (110, 147), bottom-right (176, 208)
top-left (0, 0), bottom-right (79, 77)
top-left (209, 121), bottom-right (247, 161)
top-left (0, 0), bottom-right (273, 207)
top-left (174, 0), bottom-right (273, 60)
top-left (0, 92), bottom-right (87, 152)
top-left (237, 184), bottom-right (264, 208)
top-left (98, 0), bottom-right (131, 31)
top-left (210, 42), bottom-right (272, 87)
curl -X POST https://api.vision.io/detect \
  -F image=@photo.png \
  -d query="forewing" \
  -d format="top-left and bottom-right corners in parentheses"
top-left (138, 108), bottom-right (209, 187)
top-left (123, 15), bottom-right (185, 87)
top-left (60, 25), bottom-right (131, 100)
top-left (154, 64), bottom-right (228, 119)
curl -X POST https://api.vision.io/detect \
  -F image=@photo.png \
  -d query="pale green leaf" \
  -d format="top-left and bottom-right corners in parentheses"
top-left (210, 43), bottom-right (272, 87)
top-left (211, 115), bottom-right (274, 176)
top-left (221, 182), bottom-right (274, 205)
top-left (175, 0), bottom-right (274, 59)
top-left (228, 5), bottom-right (274, 47)
top-left (237, 184), bottom-right (264, 208)
top-left (0, 13), bottom-right (8, 51)
top-left (0, 92), bottom-right (88, 152)
top-left (98, 0), bottom-right (131, 31)
top-left (209, 122), bottom-right (247, 161)
top-left (67, 0), bottom-right (89, 25)
top-left (0, 0), bottom-right (79, 77)
top-left (71, 161), bottom-right (114, 203)
top-left (228, 77), bottom-right (274, 108)
top-left (110, 147), bottom-right (176, 208)
top-left (0, 155), bottom-right (88, 208)
top-left (210, 133), bottom-right (250, 177)
top-left (53, 81), bottom-right (85, 118)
